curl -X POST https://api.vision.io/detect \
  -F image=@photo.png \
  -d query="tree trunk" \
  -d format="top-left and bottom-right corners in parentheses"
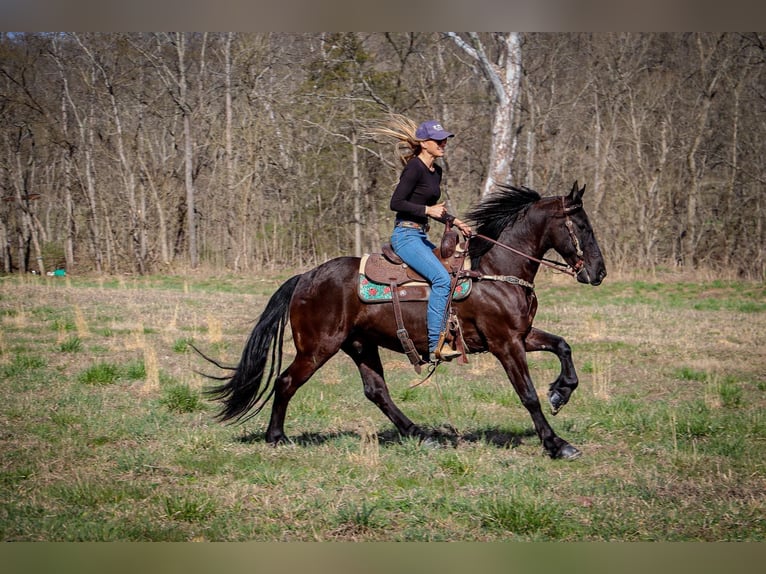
top-left (60, 76), bottom-right (75, 271)
top-left (723, 74), bottom-right (742, 268)
top-left (223, 32), bottom-right (238, 269)
top-left (74, 34), bottom-right (147, 274)
top-left (683, 34), bottom-right (725, 266)
top-left (351, 127), bottom-right (362, 258)
top-left (448, 32), bottom-right (522, 196)
top-left (0, 218), bottom-right (10, 273)
top-left (176, 33), bottom-right (198, 269)
top-left (12, 141), bottom-right (45, 275)
top-left (54, 40), bottom-right (103, 273)
top-left (138, 152), bottom-right (169, 265)
top-left (83, 94), bottom-right (103, 273)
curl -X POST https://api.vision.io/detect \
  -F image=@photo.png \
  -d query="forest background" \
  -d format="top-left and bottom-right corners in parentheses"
top-left (1, 32), bottom-right (764, 278)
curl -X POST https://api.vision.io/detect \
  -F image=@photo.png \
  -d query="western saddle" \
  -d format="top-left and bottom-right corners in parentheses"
top-left (360, 224), bottom-right (477, 373)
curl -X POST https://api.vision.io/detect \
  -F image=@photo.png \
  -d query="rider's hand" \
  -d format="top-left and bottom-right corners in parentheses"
top-left (455, 219), bottom-right (472, 237)
top-left (425, 202), bottom-right (448, 219)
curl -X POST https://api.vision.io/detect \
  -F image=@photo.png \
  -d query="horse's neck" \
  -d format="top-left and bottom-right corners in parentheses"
top-left (480, 223), bottom-right (545, 281)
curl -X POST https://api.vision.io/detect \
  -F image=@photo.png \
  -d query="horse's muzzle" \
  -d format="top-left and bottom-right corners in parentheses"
top-left (577, 265), bottom-right (606, 286)
top-left (590, 268), bottom-right (607, 286)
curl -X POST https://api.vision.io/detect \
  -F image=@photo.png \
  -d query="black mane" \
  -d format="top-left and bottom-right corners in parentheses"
top-left (466, 184), bottom-right (541, 262)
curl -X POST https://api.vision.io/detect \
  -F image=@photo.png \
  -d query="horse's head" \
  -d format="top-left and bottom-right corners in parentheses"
top-left (546, 182), bottom-right (607, 286)
top-left (466, 182), bottom-right (607, 285)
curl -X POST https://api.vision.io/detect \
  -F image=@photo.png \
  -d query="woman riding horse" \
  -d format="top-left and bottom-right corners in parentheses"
top-left (202, 181), bottom-right (606, 460)
top-left (372, 115), bottom-right (472, 364)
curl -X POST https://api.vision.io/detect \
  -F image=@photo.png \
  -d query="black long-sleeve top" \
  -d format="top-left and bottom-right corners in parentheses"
top-left (389, 157), bottom-right (442, 225)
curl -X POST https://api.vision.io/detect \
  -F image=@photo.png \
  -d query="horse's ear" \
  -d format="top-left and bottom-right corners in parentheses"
top-left (568, 181), bottom-right (584, 202)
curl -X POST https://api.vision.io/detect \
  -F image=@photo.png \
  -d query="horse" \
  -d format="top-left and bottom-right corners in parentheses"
top-left (201, 181), bottom-right (607, 460)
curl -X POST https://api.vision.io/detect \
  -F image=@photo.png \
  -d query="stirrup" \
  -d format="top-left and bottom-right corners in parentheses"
top-left (428, 343), bottom-right (463, 362)
top-left (435, 347), bottom-right (463, 361)
top-left (434, 331), bottom-right (461, 362)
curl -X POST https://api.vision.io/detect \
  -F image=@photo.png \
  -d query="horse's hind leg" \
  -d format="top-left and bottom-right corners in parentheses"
top-left (525, 327), bottom-right (579, 415)
top-left (265, 354), bottom-right (327, 444)
top-left (342, 341), bottom-right (425, 440)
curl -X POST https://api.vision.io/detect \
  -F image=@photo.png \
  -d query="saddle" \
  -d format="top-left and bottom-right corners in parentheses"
top-left (359, 249), bottom-right (472, 303)
top-left (360, 224), bottom-right (468, 297)
top-left (358, 224), bottom-right (475, 372)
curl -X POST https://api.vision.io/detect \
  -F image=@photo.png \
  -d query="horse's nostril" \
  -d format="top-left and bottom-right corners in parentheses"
top-left (592, 269), bottom-right (607, 285)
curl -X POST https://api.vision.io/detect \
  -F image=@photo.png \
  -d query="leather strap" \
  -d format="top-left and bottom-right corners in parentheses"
top-left (435, 248), bottom-right (469, 364)
top-left (390, 281), bottom-right (424, 373)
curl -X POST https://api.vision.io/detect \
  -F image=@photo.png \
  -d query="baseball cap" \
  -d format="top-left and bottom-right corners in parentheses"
top-left (415, 120), bottom-right (454, 141)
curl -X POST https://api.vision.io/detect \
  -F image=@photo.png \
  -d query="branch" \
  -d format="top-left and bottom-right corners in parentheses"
top-left (446, 32), bottom-right (479, 61)
top-left (446, 32), bottom-right (505, 101)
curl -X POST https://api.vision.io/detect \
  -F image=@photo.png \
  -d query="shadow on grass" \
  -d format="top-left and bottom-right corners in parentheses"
top-left (235, 424), bottom-right (536, 449)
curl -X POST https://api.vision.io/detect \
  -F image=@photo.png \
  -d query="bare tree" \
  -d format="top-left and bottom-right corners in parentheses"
top-left (177, 33), bottom-right (199, 269)
top-left (133, 33), bottom-right (204, 268)
top-left (682, 33), bottom-right (728, 267)
top-left (1, 33), bottom-right (764, 277)
top-left (72, 34), bottom-right (149, 274)
top-left (447, 32), bottom-right (522, 196)
top-left (50, 35), bottom-right (107, 273)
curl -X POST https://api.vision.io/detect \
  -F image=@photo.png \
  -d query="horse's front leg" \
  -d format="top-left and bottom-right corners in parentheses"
top-left (493, 337), bottom-right (581, 460)
top-left (525, 327), bottom-right (578, 415)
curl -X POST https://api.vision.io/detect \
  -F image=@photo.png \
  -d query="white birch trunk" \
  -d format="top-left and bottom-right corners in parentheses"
top-left (448, 32), bottom-right (521, 197)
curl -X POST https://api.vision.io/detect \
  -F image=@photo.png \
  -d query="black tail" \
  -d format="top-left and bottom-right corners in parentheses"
top-left (203, 274), bottom-right (302, 423)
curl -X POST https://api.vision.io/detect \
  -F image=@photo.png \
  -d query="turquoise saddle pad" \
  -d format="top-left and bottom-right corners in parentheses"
top-left (358, 275), bottom-right (472, 303)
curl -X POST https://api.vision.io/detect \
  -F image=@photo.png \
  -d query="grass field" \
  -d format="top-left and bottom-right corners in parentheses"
top-left (0, 269), bottom-right (764, 541)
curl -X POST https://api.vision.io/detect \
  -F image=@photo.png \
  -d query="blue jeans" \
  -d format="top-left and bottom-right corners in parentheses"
top-left (391, 225), bottom-right (451, 352)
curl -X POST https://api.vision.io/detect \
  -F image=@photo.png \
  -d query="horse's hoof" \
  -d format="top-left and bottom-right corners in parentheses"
top-left (557, 444), bottom-right (582, 460)
top-left (420, 437), bottom-right (442, 449)
top-left (549, 390), bottom-right (565, 415)
top-left (266, 433), bottom-right (289, 446)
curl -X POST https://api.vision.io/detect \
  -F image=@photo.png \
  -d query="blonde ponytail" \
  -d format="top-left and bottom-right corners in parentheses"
top-left (368, 114), bottom-right (424, 166)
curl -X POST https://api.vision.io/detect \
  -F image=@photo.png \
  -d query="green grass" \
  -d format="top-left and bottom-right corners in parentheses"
top-left (123, 360), bottom-right (147, 380)
top-left (718, 379), bottom-right (743, 408)
top-left (173, 337), bottom-right (195, 353)
top-left (674, 366), bottom-right (708, 382)
top-left (160, 383), bottom-right (205, 414)
top-left (477, 494), bottom-right (565, 538)
top-left (59, 336), bottom-right (83, 353)
top-left (0, 272), bottom-right (764, 541)
top-left (164, 494), bottom-right (216, 522)
top-left (1, 354), bottom-right (47, 378)
top-left (77, 362), bottom-right (121, 385)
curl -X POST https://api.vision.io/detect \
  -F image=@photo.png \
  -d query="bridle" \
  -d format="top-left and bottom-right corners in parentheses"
top-left (466, 197), bottom-right (587, 280)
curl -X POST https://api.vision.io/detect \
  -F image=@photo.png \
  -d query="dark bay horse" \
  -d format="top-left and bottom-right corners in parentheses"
top-left (203, 182), bottom-right (606, 460)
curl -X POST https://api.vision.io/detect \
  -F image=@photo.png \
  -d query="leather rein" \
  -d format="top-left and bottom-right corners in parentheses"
top-left (465, 197), bottom-right (586, 279)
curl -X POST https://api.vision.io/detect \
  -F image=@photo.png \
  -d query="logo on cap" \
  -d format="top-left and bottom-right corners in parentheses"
top-left (416, 120), bottom-right (454, 141)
